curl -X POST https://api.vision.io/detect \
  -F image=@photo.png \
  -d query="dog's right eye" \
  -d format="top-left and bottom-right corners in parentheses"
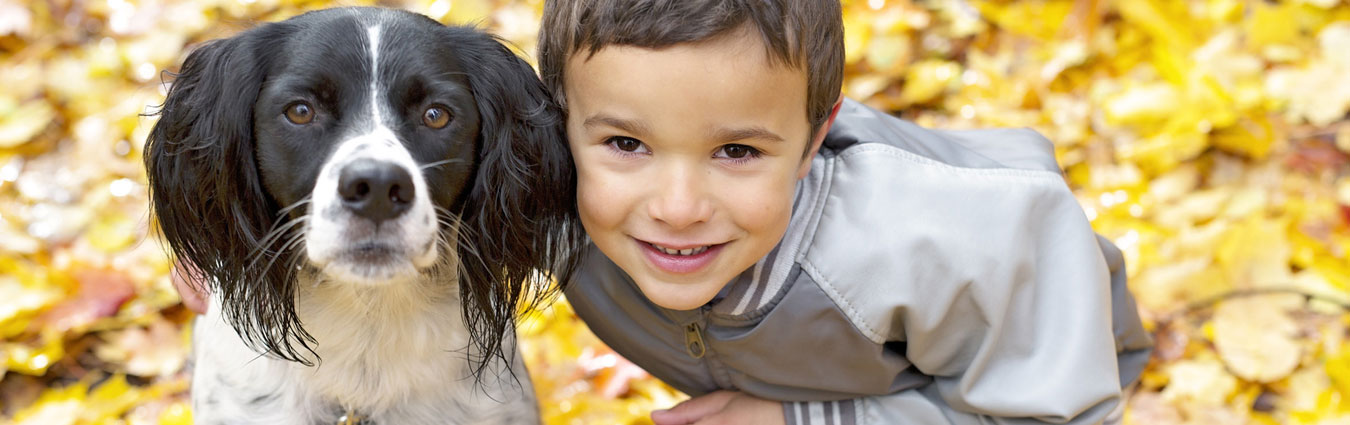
top-left (285, 102), bottom-right (315, 125)
top-left (423, 106), bottom-right (451, 129)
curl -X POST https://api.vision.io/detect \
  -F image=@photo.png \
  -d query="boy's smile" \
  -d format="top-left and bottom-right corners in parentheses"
top-left (565, 26), bottom-right (825, 311)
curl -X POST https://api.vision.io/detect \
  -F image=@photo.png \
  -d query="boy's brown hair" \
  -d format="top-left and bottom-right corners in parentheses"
top-left (538, 0), bottom-right (844, 138)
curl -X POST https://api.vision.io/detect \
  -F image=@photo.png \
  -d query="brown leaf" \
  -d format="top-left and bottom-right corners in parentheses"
top-left (33, 268), bottom-right (135, 334)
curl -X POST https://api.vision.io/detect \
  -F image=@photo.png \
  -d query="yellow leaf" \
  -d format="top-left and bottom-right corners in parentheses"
top-left (898, 59), bottom-right (960, 105)
top-left (1102, 82), bottom-right (1180, 128)
top-left (0, 276), bottom-right (62, 337)
top-left (864, 33), bottom-right (913, 77)
top-left (1285, 365), bottom-right (1333, 417)
top-left (1132, 258), bottom-right (1223, 312)
top-left (441, 0), bottom-right (494, 25)
top-left (1246, 2), bottom-right (1302, 49)
top-left (973, 0), bottom-right (1072, 41)
top-left (81, 374), bottom-right (144, 422)
top-left (11, 380), bottom-right (89, 425)
top-left (1337, 176), bottom-right (1350, 206)
top-left (1204, 0), bottom-right (1245, 24)
top-left (842, 10), bottom-right (872, 66)
top-left (1310, 256), bottom-right (1350, 292)
top-left (0, 99), bottom-right (56, 148)
top-left (4, 333), bottom-right (65, 376)
top-left (1328, 347), bottom-right (1350, 401)
top-left (156, 401), bottom-right (193, 425)
top-left (1148, 42), bottom-right (1188, 87)
top-left (1220, 187), bottom-right (1269, 220)
top-left (1215, 217), bottom-right (1293, 288)
top-left (1290, 232), bottom-right (1324, 270)
top-left (1116, 0), bottom-right (1198, 52)
top-left (1249, 413), bottom-right (1282, 425)
top-left (86, 212), bottom-right (138, 253)
top-left (1116, 130), bottom-right (1208, 175)
top-left (1147, 164), bottom-right (1201, 205)
top-left (1212, 296), bottom-right (1303, 383)
top-left (1211, 115), bottom-right (1277, 160)
top-left (1160, 358), bottom-right (1239, 406)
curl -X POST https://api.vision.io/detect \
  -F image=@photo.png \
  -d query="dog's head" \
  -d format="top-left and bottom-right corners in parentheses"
top-left (145, 7), bottom-right (583, 368)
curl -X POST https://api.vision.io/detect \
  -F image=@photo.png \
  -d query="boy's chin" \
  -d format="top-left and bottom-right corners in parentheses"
top-left (631, 277), bottom-right (724, 311)
top-left (648, 296), bottom-right (716, 312)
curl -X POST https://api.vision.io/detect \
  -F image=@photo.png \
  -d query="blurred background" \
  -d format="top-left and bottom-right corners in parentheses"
top-left (1, 0), bottom-right (1348, 423)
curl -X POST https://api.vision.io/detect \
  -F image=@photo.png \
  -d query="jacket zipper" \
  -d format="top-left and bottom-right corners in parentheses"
top-left (685, 321), bottom-right (707, 359)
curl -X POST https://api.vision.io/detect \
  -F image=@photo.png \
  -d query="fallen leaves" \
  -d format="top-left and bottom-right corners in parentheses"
top-left (1, 0), bottom-right (1349, 424)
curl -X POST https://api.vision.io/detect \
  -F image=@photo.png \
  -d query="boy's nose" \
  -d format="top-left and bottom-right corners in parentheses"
top-left (647, 169), bottom-right (714, 229)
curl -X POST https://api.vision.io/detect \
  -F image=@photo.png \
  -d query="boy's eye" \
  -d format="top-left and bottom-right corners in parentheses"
top-left (607, 136), bottom-right (647, 153)
top-left (721, 144), bottom-right (753, 158)
top-left (715, 144), bottom-right (762, 160)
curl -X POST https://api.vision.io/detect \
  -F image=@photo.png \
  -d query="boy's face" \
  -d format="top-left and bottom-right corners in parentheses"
top-left (565, 29), bottom-right (823, 311)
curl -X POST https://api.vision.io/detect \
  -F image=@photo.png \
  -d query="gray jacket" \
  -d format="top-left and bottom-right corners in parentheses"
top-left (565, 98), bottom-right (1153, 424)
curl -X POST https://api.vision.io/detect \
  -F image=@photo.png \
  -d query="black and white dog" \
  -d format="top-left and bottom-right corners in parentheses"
top-left (144, 7), bottom-right (584, 424)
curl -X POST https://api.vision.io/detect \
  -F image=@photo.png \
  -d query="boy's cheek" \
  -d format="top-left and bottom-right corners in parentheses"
top-left (574, 173), bottom-right (636, 238)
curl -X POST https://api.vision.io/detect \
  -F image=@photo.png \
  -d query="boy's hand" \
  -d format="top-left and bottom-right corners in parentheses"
top-left (650, 390), bottom-right (784, 425)
top-left (170, 263), bottom-right (210, 314)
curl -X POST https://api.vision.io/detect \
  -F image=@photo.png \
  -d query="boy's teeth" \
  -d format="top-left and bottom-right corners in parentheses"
top-left (652, 244), bottom-right (708, 256)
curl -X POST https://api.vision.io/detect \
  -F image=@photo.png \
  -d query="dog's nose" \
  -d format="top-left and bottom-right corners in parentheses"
top-left (338, 159), bottom-right (414, 223)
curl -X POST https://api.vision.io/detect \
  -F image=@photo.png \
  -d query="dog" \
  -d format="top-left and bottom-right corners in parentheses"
top-left (144, 7), bottom-right (585, 424)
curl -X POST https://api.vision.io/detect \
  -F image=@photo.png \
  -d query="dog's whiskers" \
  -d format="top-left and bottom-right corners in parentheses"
top-left (432, 207), bottom-right (462, 229)
top-left (255, 216), bottom-right (308, 249)
top-left (276, 197), bottom-right (313, 218)
top-left (420, 158), bottom-right (466, 171)
top-left (275, 229), bottom-right (308, 259)
top-left (431, 70), bottom-right (470, 80)
top-left (426, 206), bottom-right (467, 278)
top-left (258, 230), bottom-right (307, 282)
top-left (249, 197), bottom-right (311, 259)
top-left (245, 216), bottom-right (309, 272)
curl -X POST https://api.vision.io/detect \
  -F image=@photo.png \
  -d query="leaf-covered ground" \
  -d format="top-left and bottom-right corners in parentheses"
top-left (1, 0), bottom-right (1348, 424)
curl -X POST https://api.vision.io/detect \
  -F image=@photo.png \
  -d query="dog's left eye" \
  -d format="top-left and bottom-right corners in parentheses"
top-left (285, 102), bottom-right (315, 125)
top-left (423, 106), bottom-right (451, 129)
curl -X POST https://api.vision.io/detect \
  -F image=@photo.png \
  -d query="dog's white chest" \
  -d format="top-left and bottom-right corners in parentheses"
top-left (298, 284), bottom-right (471, 407)
top-left (190, 286), bottom-right (539, 425)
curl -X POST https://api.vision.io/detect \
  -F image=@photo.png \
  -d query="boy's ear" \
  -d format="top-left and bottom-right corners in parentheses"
top-left (798, 94), bottom-right (845, 179)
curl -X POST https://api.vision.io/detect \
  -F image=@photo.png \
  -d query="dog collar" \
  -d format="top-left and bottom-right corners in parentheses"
top-left (338, 406), bottom-right (373, 425)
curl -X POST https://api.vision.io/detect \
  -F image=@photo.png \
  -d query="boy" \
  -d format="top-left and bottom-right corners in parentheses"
top-left (537, 0), bottom-right (1152, 424)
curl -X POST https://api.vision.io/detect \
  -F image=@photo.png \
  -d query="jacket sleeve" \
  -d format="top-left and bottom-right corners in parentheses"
top-left (786, 234), bottom-right (1130, 424)
top-left (781, 380), bottom-right (1121, 425)
top-left (799, 163), bottom-right (1137, 424)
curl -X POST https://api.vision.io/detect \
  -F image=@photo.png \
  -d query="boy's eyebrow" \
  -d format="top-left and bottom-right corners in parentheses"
top-left (710, 126), bottom-right (785, 144)
top-left (582, 114), bottom-right (651, 136)
top-left (583, 114), bottom-right (785, 144)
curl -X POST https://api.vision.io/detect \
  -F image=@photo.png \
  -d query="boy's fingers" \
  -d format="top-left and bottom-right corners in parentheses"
top-left (651, 391), bottom-right (736, 425)
top-left (170, 263), bottom-right (210, 314)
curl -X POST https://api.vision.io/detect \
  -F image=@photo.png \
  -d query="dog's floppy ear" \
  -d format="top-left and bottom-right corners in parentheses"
top-left (145, 24), bottom-right (315, 365)
top-left (445, 27), bottom-right (587, 373)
